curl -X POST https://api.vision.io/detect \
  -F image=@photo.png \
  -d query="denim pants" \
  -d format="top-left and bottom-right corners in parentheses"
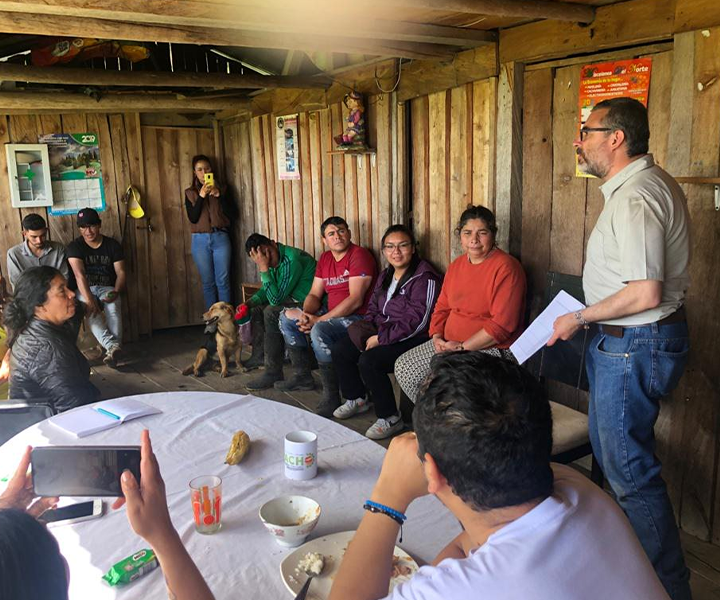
top-left (77, 285), bottom-right (122, 351)
top-left (278, 309), bottom-right (361, 363)
top-left (586, 321), bottom-right (691, 600)
top-left (191, 231), bottom-right (232, 309)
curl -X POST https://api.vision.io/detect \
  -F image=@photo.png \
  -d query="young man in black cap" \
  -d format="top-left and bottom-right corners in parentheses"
top-left (67, 208), bottom-right (126, 366)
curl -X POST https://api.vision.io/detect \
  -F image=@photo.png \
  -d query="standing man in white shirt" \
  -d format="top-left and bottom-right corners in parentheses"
top-left (549, 97), bottom-right (691, 600)
top-left (329, 352), bottom-right (669, 600)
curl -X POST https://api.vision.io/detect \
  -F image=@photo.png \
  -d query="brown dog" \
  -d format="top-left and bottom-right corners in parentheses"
top-left (182, 302), bottom-right (242, 378)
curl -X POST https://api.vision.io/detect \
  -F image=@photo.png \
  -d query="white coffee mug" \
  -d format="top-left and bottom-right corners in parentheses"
top-left (284, 431), bottom-right (318, 480)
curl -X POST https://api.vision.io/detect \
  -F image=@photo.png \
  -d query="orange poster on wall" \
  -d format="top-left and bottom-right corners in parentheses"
top-left (576, 57), bottom-right (653, 177)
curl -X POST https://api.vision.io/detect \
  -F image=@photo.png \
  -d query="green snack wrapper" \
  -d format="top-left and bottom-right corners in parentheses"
top-left (102, 548), bottom-right (158, 586)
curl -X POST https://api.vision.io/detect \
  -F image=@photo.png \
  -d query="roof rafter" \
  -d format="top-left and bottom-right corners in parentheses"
top-left (0, 63), bottom-right (331, 90)
top-left (0, 11), bottom-right (455, 59)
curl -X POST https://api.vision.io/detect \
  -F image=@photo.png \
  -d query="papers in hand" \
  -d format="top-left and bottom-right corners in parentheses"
top-left (509, 290), bottom-right (585, 365)
top-left (49, 399), bottom-right (161, 438)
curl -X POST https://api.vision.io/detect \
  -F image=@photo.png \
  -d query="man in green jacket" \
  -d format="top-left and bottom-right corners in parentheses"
top-left (242, 233), bottom-right (316, 390)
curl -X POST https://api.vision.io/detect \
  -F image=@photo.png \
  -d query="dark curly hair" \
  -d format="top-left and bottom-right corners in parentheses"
top-left (454, 205), bottom-right (498, 237)
top-left (3, 266), bottom-right (61, 347)
top-left (414, 352), bottom-right (553, 510)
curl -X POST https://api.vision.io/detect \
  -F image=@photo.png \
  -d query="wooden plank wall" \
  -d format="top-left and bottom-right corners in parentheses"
top-left (410, 79), bottom-right (497, 271)
top-left (0, 113), bottom-right (151, 342)
top-left (220, 94), bottom-right (399, 285)
top-left (140, 126), bottom-right (216, 328)
top-left (521, 39), bottom-right (720, 543)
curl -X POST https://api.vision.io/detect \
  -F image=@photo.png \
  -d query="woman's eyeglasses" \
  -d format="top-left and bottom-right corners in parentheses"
top-left (383, 242), bottom-right (412, 251)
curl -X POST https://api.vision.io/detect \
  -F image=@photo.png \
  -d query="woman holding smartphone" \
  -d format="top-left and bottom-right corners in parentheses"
top-left (185, 155), bottom-right (234, 309)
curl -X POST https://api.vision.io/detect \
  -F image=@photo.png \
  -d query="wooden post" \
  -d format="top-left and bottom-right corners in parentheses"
top-left (494, 62), bottom-right (524, 258)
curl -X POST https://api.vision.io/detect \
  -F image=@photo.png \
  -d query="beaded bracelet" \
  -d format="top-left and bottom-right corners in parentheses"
top-left (363, 501), bottom-right (407, 542)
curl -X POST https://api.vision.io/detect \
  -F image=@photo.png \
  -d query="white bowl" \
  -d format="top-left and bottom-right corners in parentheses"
top-left (259, 495), bottom-right (321, 547)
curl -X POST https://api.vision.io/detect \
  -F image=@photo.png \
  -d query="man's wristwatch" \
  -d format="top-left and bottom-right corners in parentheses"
top-left (574, 310), bottom-right (590, 329)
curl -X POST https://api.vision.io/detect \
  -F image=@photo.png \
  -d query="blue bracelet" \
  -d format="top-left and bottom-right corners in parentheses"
top-left (364, 500), bottom-right (407, 522)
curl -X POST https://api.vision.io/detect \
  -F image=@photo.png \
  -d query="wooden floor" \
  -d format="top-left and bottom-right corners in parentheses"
top-left (91, 326), bottom-right (720, 599)
top-left (89, 325), bottom-right (391, 447)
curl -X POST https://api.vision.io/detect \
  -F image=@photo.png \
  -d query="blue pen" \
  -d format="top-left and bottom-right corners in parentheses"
top-left (96, 408), bottom-right (121, 420)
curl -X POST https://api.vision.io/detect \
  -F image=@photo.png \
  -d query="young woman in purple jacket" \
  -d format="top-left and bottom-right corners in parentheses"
top-left (330, 225), bottom-right (442, 439)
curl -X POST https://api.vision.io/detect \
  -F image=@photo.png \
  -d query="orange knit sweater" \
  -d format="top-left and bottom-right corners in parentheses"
top-left (428, 249), bottom-right (526, 348)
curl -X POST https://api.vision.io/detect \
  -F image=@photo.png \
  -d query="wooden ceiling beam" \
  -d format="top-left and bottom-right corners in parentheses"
top-left (0, 90), bottom-right (250, 113)
top-left (500, 0), bottom-right (675, 64)
top-left (0, 63), bottom-right (331, 90)
top-left (0, 0), bottom-right (595, 26)
top-left (364, 0), bottom-right (596, 23)
top-left (0, 12), bottom-right (454, 59)
top-left (0, 2), bottom-right (496, 51)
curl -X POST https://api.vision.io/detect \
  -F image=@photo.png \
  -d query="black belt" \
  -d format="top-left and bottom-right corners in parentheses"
top-left (600, 307), bottom-right (686, 338)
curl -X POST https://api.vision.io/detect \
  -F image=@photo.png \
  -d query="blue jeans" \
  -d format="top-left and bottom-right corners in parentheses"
top-left (77, 285), bottom-right (122, 351)
top-left (586, 321), bottom-right (691, 600)
top-left (278, 310), bottom-right (361, 363)
top-left (191, 231), bottom-right (232, 309)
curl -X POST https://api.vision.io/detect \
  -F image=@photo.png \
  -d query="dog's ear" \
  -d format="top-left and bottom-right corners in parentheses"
top-left (222, 303), bottom-right (234, 315)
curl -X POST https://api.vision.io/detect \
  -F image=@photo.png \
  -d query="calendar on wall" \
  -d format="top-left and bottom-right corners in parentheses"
top-left (38, 132), bottom-right (106, 215)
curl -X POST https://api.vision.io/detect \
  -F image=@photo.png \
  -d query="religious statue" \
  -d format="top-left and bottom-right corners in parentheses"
top-left (334, 91), bottom-right (367, 150)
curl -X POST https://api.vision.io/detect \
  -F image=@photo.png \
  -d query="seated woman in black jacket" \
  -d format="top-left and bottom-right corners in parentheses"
top-left (4, 266), bottom-right (100, 412)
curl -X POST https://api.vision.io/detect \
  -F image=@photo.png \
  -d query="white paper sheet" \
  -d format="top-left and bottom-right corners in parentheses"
top-left (510, 290), bottom-right (585, 365)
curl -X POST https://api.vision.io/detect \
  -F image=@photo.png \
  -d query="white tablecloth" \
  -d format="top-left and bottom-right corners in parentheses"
top-left (0, 392), bottom-right (461, 599)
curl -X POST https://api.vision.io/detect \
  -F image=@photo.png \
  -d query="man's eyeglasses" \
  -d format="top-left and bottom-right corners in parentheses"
top-left (383, 242), bottom-right (413, 252)
top-left (579, 127), bottom-right (612, 141)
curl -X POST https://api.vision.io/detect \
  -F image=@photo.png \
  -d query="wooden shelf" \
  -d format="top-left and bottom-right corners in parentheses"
top-left (327, 149), bottom-right (376, 155)
top-left (675, 177), bottom-right (720, 184)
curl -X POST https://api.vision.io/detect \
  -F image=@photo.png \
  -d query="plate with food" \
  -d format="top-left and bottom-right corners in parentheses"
top-left (280, 530), bottom-right (418, 599)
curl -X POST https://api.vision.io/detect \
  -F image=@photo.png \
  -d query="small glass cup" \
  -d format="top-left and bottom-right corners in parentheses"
top-left (189, 475), bottom-right (222, 534)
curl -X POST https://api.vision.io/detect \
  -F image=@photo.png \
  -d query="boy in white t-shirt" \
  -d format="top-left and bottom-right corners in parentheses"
top-left (329, 353), bottom-right (670, 600)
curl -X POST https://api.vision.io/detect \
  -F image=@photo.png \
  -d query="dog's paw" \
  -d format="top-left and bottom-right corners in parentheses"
top-left (181, 366), bottom-right (193, 376)
top-left (221, 370), bottom-right (230, 378)
top-left (193, 370), bottom-right (203, 377)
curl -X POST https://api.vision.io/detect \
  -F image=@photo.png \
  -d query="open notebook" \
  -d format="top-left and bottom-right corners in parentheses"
top-left (49, 399), bottom-right (162, 438)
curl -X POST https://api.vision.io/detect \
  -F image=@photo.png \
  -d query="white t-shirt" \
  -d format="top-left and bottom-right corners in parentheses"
top-left (386, 464), bottom-right (669, 600)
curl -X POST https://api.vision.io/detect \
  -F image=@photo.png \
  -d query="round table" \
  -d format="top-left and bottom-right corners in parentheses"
top-left (0, 392), bottom-right (461, 599)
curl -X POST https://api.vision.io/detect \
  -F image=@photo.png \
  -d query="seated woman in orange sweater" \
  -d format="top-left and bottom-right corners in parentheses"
top-left (394, 205), bottom-right (526, 402)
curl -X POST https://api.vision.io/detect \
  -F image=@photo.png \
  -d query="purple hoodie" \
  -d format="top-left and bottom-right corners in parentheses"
top-left (364, 259), bottom-right (443, 346)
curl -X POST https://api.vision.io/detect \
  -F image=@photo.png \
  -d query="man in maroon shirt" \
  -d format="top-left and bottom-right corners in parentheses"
top-left (277, 216), bottom-right (376, 416)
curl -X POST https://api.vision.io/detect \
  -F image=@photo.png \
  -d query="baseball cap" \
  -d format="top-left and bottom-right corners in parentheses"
top-left (77, 208), bottom-right (101, 227)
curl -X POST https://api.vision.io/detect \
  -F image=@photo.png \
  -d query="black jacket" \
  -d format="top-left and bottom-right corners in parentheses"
top-left (9, 307), bottom-right (100, 412)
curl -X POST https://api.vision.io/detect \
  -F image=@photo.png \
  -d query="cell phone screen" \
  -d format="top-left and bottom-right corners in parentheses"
top-left (41, 501), bottom-right (96, 523)
top-left (31, 446), bottom-right (141, 497)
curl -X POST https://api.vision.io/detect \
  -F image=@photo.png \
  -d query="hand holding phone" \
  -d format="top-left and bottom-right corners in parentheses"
top-left (112, 430), bottom-right (174, 548)
top-left (0, 446), bottom-right (58, 516)
top-left (204, 172), bottom-right (214, 187)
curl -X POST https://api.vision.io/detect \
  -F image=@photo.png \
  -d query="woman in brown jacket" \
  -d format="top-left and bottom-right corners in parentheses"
top-left (185, 155), bottom-right (233, 309)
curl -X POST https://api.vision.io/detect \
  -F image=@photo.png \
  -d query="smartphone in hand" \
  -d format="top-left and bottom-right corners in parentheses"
top-left (31, 446), bottom-right (141, 497)
top-left (204, 172), bottom-right (214, 187)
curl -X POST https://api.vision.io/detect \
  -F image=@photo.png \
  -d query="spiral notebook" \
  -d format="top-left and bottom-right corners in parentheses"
top-left (49, 399), bottom-right (161, 438)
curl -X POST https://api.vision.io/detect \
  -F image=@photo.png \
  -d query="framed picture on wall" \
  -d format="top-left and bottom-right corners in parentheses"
top-left (5, 143), bottom-right (54, 208)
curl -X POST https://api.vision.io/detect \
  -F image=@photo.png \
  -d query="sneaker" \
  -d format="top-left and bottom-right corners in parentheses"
top-left (365, 416), bottom-right (404, 440)
top-left (333, 398), bottom-right (371, 420)
top-left (103, 346), bottom-right (121, 368)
